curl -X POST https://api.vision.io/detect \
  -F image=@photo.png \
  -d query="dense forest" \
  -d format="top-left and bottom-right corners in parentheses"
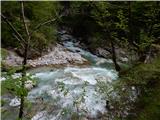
top-left (1, 1), bottom-right (160, 120)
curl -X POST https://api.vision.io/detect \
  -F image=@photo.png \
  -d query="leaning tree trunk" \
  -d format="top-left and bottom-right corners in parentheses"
top-left (111, 40), bottom-right (121, 72)
top-left (19, 44), bottom-right (28, 119)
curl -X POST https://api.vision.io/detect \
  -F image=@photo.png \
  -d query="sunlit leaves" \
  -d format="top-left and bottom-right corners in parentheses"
top-left (2, 76), bottom-right (28, 97)
top-left (57, 80), bottom-right (89, 118)
top-left (1, 1), bottom-right (61, 52)
top-left (2, 71), bottom-right (37, 97)
top-left (57, 81), bottom-right (69, 96)
top-left (116, 10), bottom-right (128, 31)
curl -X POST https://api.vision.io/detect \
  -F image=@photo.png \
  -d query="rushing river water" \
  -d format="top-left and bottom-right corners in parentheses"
top-left (2, 33), bottom-right (119, 120)
top-left (27, 33), bottom-right (118, 120)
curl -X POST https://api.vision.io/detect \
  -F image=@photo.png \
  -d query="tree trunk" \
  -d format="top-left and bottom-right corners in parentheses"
top-left (18, 37), bottom-right (29, 119)
top-left (128, 1), bottom-right (133, 44)
top-left (19, 94), bottom-right (24, 119)
top-left (111, 40), bottom-right (121, 72)
top-left (128, 1), bottom-right (140, 50)
top-left (2, 2), bottom-right (63, 118)
top-left (19, 2), bottom-right (30, 119)
top-left (144, 47), bottom-right (151, 63)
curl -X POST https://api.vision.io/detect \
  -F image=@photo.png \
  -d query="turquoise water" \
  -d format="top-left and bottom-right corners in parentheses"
top-left (28, 38), bottom-right (118, 120)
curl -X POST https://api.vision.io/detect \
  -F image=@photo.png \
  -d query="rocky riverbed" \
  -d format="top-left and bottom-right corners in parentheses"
top-left (2, 44), bottom-right (88, 68)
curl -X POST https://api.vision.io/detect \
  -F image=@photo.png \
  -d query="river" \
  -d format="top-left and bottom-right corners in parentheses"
top-left (27, 32), bottom-right (118, 120)
top-left (2, 32), bottom-right (120, 120)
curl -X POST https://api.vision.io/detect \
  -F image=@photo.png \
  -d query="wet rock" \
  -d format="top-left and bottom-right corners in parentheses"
top-left (75, 49), bottom-right (81, 53)
top-left (95, 47), bottom-right (130, 63)
top-left (96, 48), bottom-right (110, 58)
top-left (74, 41), bottom-right (80, 47)
top-left (96, 110), bottom-right (103, 119)
top-left (3, 51), bottom-right (23, 67)
top-left (9, 97), bottom-right (20, 107)
top-left (31, 111), bottom-right (47, 120)
top-left (61, 34), bottom-right (73, 41)
top-left (25, 80), bottom-right (36, 91)
top-left (96, 58), bottom-right (108, 65)
top-left (12, 73), bottom-right (21, 79)
top-left (119, 57), bottom-right (128, 62)
top-left (81, 117), bottom-right (88, 120)
top-left (58, 30), bottom-right (67, 35)
top-left (0, 77), bottom-right (6, 81)
top-left (1, 73), bottom-right (36, 91)
top-left (131, 86), bottom-right (136, 90)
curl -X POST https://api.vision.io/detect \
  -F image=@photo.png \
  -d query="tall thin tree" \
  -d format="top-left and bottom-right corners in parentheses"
top-left (1, 1), bottom-right (63, 119)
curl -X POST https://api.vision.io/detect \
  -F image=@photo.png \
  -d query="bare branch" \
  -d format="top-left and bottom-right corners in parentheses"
top-left (21, 1), bottom-right (30, 37)
top-left (30, 14), bottom-right (63, 36)
top-left (1, 13), bottom-right (26, 44)
top-left (12, 33), bottom-right (25, 49)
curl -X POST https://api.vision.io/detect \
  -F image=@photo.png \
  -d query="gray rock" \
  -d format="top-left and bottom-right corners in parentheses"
top-left (25, 80), bottom-right (36, 90)
top-left (28, 44), bottom-right (87, 67)
top-left (31, 111), bottom-right (47, 120)
top-left (119, 57), bottom-right (128, 62)
top-left (9, 97), bottom-right (20, 107)
top-left (96, 48), bottom-right (110, 58)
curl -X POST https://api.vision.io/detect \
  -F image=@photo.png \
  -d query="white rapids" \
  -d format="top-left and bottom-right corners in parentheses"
top-left (29, 32), bottom-right (118, 120)
top-left (28, 66), bottom-right (118, 120)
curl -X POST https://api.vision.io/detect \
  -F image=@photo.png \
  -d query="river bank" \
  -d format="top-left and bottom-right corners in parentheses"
top-left (1, 43), bottom-right (89, 70)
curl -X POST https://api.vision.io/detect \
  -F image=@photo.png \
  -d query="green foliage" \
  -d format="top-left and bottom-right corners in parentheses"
top-left (61, 1), bottom-right (160, 60)
top-left (2, 77), bottom-right (27, 97)
top-left (95, 57), bottom-right (160, 120)
top-left (1, 2), bottom-right (160, 119)
top-left (1, 99), bottom-right (6, 107)
top-left (120, 57), bottom-right (160, 85)
top-left (56, 81), bottom-right (89, 118)
top-left (96, 80), bottom-right (113, 99)
top-left (1, 70), bottom-right (37, 97)
top-left (57, 81), bottom-right (69, 96)
top-left (138, 29), bottom-right (154, 54)
top-left (71, 112), bottom-right (80, 120)
top-left (1, 1), bottom-right (61, 54)
top-left (61, 107), bottom-right (71, 117)
top-left (119, 57), bottom-right (160, 120)
top-left (1, 61), bottom-right (23, 73)
top-left (74, 81), bottom-right (89, 107)
top-left (1, 48), bottom-right (9, 60)
top-left (116, 10), bottom-right (128, 31)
